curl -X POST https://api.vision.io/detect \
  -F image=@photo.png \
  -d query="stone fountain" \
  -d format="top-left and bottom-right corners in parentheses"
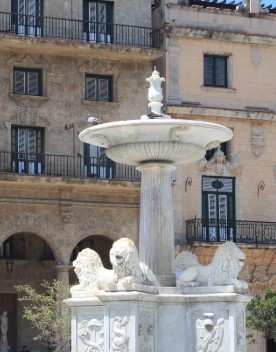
top-left (65, 70), bottom-right (250, 352)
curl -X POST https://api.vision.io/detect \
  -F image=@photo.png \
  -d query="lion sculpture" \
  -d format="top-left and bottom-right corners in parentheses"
top-left (174, 241), bottom-right (248, 289)
top-left (71, 238), bottom-right (158, 292)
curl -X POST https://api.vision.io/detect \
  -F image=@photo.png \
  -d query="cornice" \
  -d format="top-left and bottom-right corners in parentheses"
top-left (164, 105), bottom-right (276, 122)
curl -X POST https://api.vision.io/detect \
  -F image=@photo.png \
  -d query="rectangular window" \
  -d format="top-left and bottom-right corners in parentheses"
top-left (83, 0), bottom-right (113, 43)
top-left (11, 126), bottom-right (44, 174)
top-left (13, 67), bottom-right (42, 96)
top-left (204, 55), bottom-right (228, 88)
top-left (85, 74), bottom-right (112, 102)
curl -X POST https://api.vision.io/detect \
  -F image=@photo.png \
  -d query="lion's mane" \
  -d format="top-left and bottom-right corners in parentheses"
top-left (175, 241), bottom-right (248, 289)
top-left (72, 248), bottom-right (103, 290)
top-left (109, 238), bottom-right (143, 284)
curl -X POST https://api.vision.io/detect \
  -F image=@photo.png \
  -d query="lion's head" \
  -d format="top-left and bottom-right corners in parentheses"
top-left (72, 248), bottom-right (103, 289)
top-left (109, 238), bottom-right (143, 283)
top-left (213, 241), bottom-right (246, 280)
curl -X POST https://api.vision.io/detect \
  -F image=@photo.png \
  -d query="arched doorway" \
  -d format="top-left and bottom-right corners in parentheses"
top-left (70, 235), bottom-right (113, 284)
top-left (0, 232), bottom-right (57, 352)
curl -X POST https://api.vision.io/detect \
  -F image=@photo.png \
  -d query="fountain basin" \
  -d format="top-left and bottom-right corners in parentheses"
top-left (79, 119), bottom-right (233, 165)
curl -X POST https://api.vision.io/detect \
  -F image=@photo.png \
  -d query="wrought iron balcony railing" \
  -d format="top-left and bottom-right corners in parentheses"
top-left (0, 12), bottom-right (160, 48)
top-left (186, 217), bottom-right (276, 245)
top-left (0, 151), bottom-right (141, 181)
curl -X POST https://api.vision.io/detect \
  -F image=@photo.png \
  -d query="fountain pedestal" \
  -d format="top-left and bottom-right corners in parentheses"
top-left (137, 163), bottom-right (176, 287)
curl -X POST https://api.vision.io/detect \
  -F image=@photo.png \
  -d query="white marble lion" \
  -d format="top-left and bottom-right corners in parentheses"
top-left (71, 238), bottom-right (158, 291)
top-left (174, 241), bottom-right (248, 289)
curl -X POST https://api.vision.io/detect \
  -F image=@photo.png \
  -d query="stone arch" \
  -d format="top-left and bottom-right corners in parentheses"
top-left (66, 229), bottom-right (121, 260)
top-left (1, 226), bottom-right (60, 263)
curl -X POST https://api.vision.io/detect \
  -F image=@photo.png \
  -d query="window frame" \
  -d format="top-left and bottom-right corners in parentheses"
top-left (85, 74), bottom-right (113, 102)
top-left (13, 67), bottom-right (42, 96)
top-left (204, 55), bottom-right (228, 88)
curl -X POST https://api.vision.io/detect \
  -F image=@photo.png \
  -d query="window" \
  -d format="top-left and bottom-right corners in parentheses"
top-left (12, 0), bottom-right (43, 37)
top-left (84, 143), bottom-right (114, 178)
top-left (11, 126), bottom-right (44, 174)
top-left (1, 236), bottom-right (25, 259)
top-left (204, 55), bottom-right (228, 87)
top-left (85, 74), bottom-right (112, 102)
top-left (83, 0), bottom-right (113, 43)
top-left (202, 176), bottom-right (235, 242)
top-left (13, 67), bottom-right (42, 96)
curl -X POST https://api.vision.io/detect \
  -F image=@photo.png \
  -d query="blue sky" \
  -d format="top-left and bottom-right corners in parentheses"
top-left (261, 0), bottom-right (276, 7)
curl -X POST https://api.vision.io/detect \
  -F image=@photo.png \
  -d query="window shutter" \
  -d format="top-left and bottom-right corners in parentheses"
top-left (28, 71), bottom-right (39, 95)
top-left (18, 128), bottom-right (26, 153)
top-left (14, 70), bottom-right (25, 94)
top-left (89, 1), bottom-right (97, 33)
top-left (215, 58), bottom-right (226, 86)
top-left (98, 78), bottom-right (108, 101)
top-left (28, 129), bottom-right (37, 154)
top-left (219, 195), bottom-right (227, 220)
top-left (27, 0), bottom-right (36, 16)
top-left (204, 57), bottom-right (213, 86)
top-left (208, 194), bottom-right (216, 220)
top-left (86, 76), bottom-right (97, 100)
top-left (18, 0), bottom-right (25, 15)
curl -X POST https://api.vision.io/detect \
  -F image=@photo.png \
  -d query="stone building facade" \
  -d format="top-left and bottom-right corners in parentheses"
top-left (0, 0), bottom-right (162, 350)
top-left (152, 1), bottom-right (276, 351)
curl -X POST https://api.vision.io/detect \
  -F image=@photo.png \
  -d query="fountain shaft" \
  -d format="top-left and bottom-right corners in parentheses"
top-left (137, 163), bottom-right (176, 287)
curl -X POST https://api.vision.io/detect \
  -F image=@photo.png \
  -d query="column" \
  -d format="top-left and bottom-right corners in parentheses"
top-left (136, 163), bottom-right (176, 287)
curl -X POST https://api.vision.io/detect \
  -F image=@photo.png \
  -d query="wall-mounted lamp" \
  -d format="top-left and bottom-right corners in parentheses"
top-left (257, 181), bottom-right (265, 198)
top-left (65, 123), bottom-right (76, 176)
top-left (185, 177), bottom-right (192, 192)
top-left (6, 259), bottom-right (14, 275)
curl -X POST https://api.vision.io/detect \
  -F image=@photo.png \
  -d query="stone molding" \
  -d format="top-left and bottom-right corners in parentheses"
top-left (164, 105), bottom-right (276, 122)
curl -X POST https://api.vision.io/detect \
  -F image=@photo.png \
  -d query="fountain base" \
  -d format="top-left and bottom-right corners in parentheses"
top-left (66, 287), bottom-right (250, 352)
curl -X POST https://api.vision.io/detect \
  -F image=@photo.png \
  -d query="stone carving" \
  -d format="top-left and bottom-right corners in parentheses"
top-left (198, 147), bottom-right (241, 176)
top-left (71, 248), bottom-right (110, 291)
top-left (71, 238), bottom-right (158, 292)
top-left (78, 318), bottom-right (104, 352)
top-left (251, 123), bottom-right (264, 157)
top-left (110, 238), bottom-right (157, 285)
top-left (170, 126), bottom-right (190, 141)
top-left (146, 68), bottom-right (165, 104)
top-left (111, 316), bottom-right (130, 352)
top-left (0, 311), bottom-right (8, 345)
top-left (196, 313), bottom-right (224, 352)
top-left (138, 314), bottom-right (154, 352)
top-left (205, 141), bottom-right (220, 151)
top-left (236, 311), bottom-right (246, 351)
top-left (175, 241), bottom-right (248, 289)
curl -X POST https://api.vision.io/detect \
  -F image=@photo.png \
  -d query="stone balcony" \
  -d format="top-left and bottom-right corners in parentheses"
top-left (0, 11), bottom-right (163, 61)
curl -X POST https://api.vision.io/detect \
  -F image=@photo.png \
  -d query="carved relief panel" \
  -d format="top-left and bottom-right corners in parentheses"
top-left (138, 310), bottom-right (155, 352)
top-left (187, 308), bottom-right (229, 352)
top-left (109, 310), bottom-right (131, 352)
top-left (78, 318), bottom-right (104, 352)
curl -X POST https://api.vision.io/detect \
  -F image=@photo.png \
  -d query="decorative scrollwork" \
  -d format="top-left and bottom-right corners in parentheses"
top-left (170, 126), bottom-right (190, 141)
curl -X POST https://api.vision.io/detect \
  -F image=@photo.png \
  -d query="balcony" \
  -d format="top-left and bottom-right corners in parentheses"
top-left (0, 151), bottom-right (140, 181)
top-left (0, 12), bottom-right (161, 60)
top-left (186, 217), bottom-right (276, 245)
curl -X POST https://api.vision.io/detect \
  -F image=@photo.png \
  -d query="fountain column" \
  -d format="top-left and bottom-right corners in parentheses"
top-left (137, 162), bottom-right (176, 287)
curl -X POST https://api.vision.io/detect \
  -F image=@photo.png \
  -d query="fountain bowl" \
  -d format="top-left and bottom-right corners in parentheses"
top-left (79, 119), bottom-right (233, 166)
